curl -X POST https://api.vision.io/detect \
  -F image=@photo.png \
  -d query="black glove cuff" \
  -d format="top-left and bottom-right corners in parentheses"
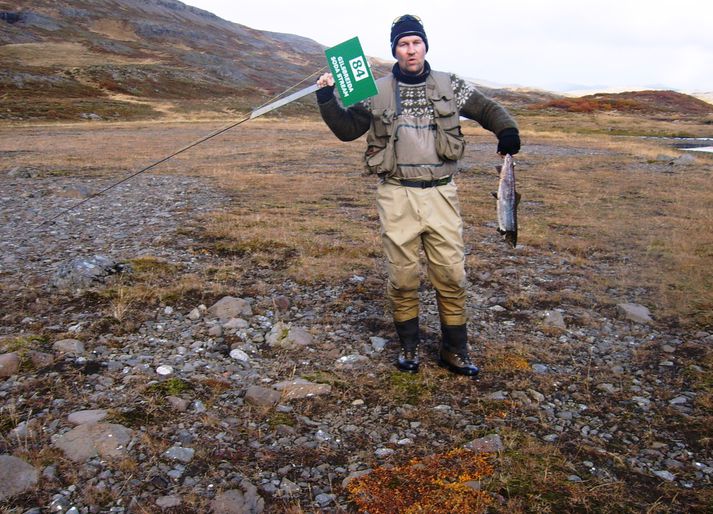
top-left (316, 85), bottom-right (336, 104)
top-left (497, 127), bottom-right (519, 138)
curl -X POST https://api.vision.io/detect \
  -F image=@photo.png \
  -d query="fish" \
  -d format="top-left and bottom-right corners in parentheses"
top-left (491, 154), bottom-right (520, 248)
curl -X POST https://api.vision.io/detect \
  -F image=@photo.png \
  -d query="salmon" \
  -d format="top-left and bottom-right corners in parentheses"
top-left (492, 154), bottom-right (520, 247)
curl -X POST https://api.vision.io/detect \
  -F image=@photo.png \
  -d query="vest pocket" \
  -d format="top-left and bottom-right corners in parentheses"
top-left (365, 142), bottom-right (396, 175)
top-left (435, 124), bottom-right (465, 161)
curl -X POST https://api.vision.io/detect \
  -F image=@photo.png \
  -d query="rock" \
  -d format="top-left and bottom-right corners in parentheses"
top-left (245, 385), bottom-right (281, 407)
top-left (0, 352), bottom-right (20, 378)
top-left (156, 495), bottom-right (182, 509)
top-left (267, 322), bottom-right (313, 348)
top-left (465, 434), bottom-right (504, 453)
top-left (163, 445), bottom-right (194, 463)
top-left (671, 154), bottom-right (695, 167)
top-left (335, 354), bottom-right (369, 369)
top-left (277, 477), bottom-right (300, 497)
top-left (375, 448), bottom-right (395, 458)
top-left (543, 310), bottom-right (566, 329)
top-left (211, 483), bottom-right (264, 514)
top-left (187, 308), bottom-right (202, 321)
top-left (208, 324), bottom-right (223, 337)
top-left (51, 255), bottom-right (126, 290)
top-left (208, 296), bottom-right (252, 321)
top-left (596, 383), bottom-right (618, 394)
top-left (67, 409), bottom-right (108, 426)
top-left (29, 351), bottom-right (54, 368)
top-left (273, 295), bottom-right (290, 312)
top-left (342, 469), bottom-right (372, 489)
top-left (653, 470), bottom-right (676, 481)
top-left (230, 348), bottom-right (250, 363)
top-left (616, 303), bottom-right (653, 324)
top-left (166, 396), bottom-right (189, 412)
top-left (52, 339), bottom-right (85, 355)
top-left (273, 378), bottom-right (331, 400)
top-left (156, 365), bottom-right (174, 376)
top-left (224, 318), bottom-right (249, 330)
top-left (370, 336), bottom-right (388, 352)
top-left (54, 423), bottom-right (133, 462)
top-left (485, 391), bottom-right (508, 401)
top-left (315, 493), bottom-right (335, 507)
top-left (532, 364), bottom-right (548, 374)
top-left (0, 454), bottom-right (39, 500)
top-left (669, 396), bottom-right (688, 405)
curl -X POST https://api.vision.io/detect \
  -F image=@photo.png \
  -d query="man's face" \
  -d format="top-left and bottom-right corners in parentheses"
top-left (394, 35), bottom-right (426, 74)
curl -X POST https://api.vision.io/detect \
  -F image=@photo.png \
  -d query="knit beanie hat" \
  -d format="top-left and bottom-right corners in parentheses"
top-left (390, 15), bottom-right (428, 56)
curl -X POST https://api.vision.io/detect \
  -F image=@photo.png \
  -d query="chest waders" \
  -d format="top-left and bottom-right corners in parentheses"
top-left (369, 71), bottom-right (478, 377)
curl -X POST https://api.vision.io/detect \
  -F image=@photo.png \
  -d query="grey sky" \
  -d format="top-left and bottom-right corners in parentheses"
top-left (185, 0), bottom-right (713, 93)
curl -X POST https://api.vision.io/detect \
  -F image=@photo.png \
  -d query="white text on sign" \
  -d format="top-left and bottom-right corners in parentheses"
top-left (348, 56), bottom-right (370, 82)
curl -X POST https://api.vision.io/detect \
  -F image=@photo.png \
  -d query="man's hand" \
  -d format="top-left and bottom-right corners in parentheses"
top-left (317, 73), bottom-right (335, 89)
top-left (497, 127), bottom-right (521, 156)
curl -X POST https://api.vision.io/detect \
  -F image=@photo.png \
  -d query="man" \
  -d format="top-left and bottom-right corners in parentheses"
top-left (315, 15), bottom-right (520, 377)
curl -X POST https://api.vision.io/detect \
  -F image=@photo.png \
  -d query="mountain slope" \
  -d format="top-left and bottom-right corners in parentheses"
top-left (0, 0), bottom-right (368, 120)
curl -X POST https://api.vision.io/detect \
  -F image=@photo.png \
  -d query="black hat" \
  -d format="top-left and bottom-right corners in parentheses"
top-left (390, 14), bottom-right (428, 57)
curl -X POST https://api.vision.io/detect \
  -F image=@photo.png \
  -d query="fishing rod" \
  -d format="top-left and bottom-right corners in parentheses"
top-left (29, 67), bottom-right (327, 233)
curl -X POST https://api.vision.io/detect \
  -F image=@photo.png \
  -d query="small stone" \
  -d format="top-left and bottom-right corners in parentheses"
top-left (543, 310), bottom-right (566, 329)
top-left (543, 434), bottom-right (558, 442)
top-left (166, 396), bottom-right (189, 412)
top-left (653, 470), bottom-right (675, 481)
top-left (53, 339), bottom-right (85, 355)
top-left (616, 303), bottom-right (653, 324)
top-left (273, 379), bottom-right (331, 400)
top-left (532, 364), bottom-right (548, 374)
top-left (342, 469), bottom-right (372, 489)
top-left (208, 296), bottom-right (253, 321)
top-left (164, 306), bottom-right (174, 315)
top-left (596, 383), bottom-right (618, 394)
top-left (335, 354), bottom-right (369, 369)
top-left (208, 324), bottom-right (223, 337)
top-left (211, 485), bottom-right (264, 514)
top-left (567, 475), bottom-right (582, 482)
top-left (489, 305), bottom-right (507, 312)
top-left (156, 495), bottom-right (182, 509)
top-left (315, 493), bottom-right (335, 507)
top-left (669, 396), bottom-right (688, 405)
top-left (352, 399), bottom-right (365, 406)
top-left (375, 448), bottom-right (394, 458)
top-left (187, 308), bottom-right (201, 321)
top-left (67, 409), bottom-right (108, 426)
top-left (465, 434), bottom-right (504, 453)
top-left (370, 336), bottom-right (388, 352)
top-left (54, 423), bottom-right (132, 462)
top-left (163, 446), bottom-right (194, 463)
top-left (485, 391), bottom-right (508, 401)
top-left (661, 344), bottom-right (676, 353)
top-left (273, 295), bottom-right (290, 312)
top-left (223, 318), bottom-right (249, 330)
top-left (29, 351), bottom-right (54, 368)
top-left (278, 478), bottom-right (300, 497)
top-left (0, 353), bottom-right (20, 378)
top-left (0, 454), bottom-right (39, 500)
top-left (156, 365), bottom-right (174, 376)
top-left (528, 389), bottom-right (545, 402)
top-left (245, 385), bottom-right (281, 407)
top-left (229, 348), bottom-right (250, 362)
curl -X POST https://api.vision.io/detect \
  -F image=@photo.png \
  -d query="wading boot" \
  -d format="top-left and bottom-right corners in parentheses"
top-left (394, 317), bottom-right (420, 373)
top-left (439, 324), bottom-right (480, 377)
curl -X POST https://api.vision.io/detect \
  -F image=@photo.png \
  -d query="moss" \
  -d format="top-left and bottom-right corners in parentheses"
top-left (389, 371), bottom-right (432, 405)
top-left (145, 377), bottom-right (192, 396)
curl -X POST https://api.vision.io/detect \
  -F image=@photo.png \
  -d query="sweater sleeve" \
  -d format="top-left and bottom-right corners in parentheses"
top-left (317, 89), bottom-right (372, 142)
top-left (452, 75), bottom-right (518, 136)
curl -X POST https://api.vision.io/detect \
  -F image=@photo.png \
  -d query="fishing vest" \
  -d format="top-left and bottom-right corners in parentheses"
top-left (364, 70), bottom-right (465, 179)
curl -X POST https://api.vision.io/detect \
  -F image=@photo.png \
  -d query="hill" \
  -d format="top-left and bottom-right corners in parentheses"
top-left (0, 0), bottom-right (391, 120)
top-left (528, 89), bottom-right (713, 116)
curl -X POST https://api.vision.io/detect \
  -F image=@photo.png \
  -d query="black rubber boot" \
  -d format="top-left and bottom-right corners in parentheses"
top-left (439, 324), bottom-right (479, 377)
top-left (394, 317), bottom-right (420, 373)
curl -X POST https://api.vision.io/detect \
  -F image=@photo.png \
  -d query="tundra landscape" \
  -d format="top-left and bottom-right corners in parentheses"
top-left (1, 1), bottom-right (713, 513)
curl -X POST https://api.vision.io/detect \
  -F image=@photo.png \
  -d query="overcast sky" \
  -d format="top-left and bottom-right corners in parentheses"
top-left (185, 0), bottom-right (713, 93)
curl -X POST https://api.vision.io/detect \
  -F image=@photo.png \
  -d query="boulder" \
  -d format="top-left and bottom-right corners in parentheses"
top-left (0, 352), bottom-right (21, 378)
top-left (617, 303), bottom-right (653, 324)
top-left (0, 454), bottom-right (38, 500)
top-left (208, 296), bottom-right (252, 321)
top-left (54, 423), bottom-right (133, 462)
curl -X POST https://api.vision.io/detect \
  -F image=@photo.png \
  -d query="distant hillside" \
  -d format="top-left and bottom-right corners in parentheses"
top-left (529, 90), bottom-right (713, 116)
top-left (0, 0), bottom-right (392, 120)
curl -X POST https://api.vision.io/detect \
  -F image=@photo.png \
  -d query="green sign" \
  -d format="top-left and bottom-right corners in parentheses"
top-left (325, 37), bottom-right (378, 107)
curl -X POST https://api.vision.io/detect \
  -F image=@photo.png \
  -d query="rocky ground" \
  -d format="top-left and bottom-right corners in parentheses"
top-left (1, 146), bottom-right (712, 513)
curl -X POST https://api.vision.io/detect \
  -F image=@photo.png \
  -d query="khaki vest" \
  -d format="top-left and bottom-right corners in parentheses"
top-left (364, 70), bottom-right (465, 178)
